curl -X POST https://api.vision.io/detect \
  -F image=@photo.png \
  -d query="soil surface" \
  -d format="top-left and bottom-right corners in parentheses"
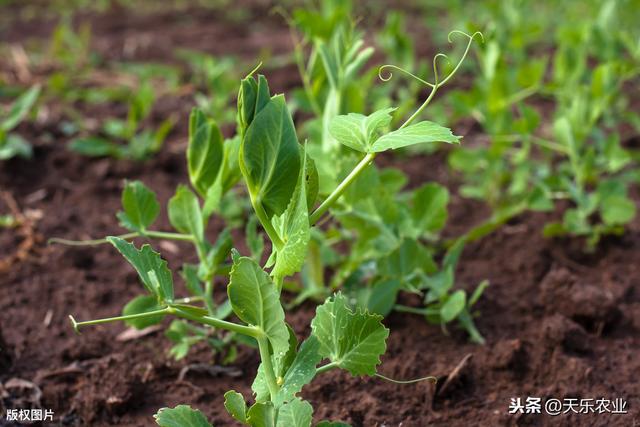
top-left (2, 2), bottom-right (640, 427)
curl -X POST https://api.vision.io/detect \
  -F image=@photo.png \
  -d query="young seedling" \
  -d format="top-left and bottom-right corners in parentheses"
top-left (541, 7), bottom-right (639, 249)
top-left (65, 25), bottom-right (479, 422)
top-left (53, 106), bottom-right (249, 359)
top-left (69, 80), bottom-right (175, 160)
top-left (176, 49), bottom-right (239, 126)
top-left (0, 85), bottom-right (41, 160)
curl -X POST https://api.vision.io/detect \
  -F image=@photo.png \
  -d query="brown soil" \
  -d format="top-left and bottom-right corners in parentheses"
top-left (2, 2), bottom-right (640, 427)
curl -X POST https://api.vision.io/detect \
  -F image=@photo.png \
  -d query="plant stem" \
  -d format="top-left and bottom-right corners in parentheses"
top-left (310, 152), bottom-right (376, 224)
top-left (146, 230), bottom-right (195, 242)
top-left (69, 306), bottom-right (259, 339)
top-left (171, 307), bottom-right (259, 338)
top-left (49, 230), bottom-right (194, 246)
top-left (69, 307), bottom-right (171, 333)
top-left (250, 193), bottom-right (284, 250)
top-left (315, 361), bottom-right (339, 375)
top-left (257, 335), bottom-right (280, 400)
top-left (393, 304), bottom-right (429, 316)
top-left (203, 278), bottom-right (216, 316)
top-left (49, 232), bottom-right (139, 246)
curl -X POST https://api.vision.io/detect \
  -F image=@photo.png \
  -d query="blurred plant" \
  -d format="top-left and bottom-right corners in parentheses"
top-left (0, 85), bottom-right (41, 160)
top-left (543, 8), bottom-right (640, 248)
top-left (176, 49), bottom-right (239, 126)
top-left (68, 80), bottom-right (175, 160)
top-left (54, 106), bottom-right (248, 359)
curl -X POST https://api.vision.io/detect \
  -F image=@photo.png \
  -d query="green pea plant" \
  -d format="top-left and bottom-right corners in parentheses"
top-left (542, 12), bottom-right (639, 249)
top-left (426, 0), bottom-right (639, 250)
top-left (0, 85), bottom-right (41, 160)
top-left (433, 6), bottom-right (559, 240)
top-left (303, 31), bottom-right (488, 343)
top-left (68, 79), bottom-right (176, 160)
top-left (282, 9), bottom-right (488, 341)
top-left (52, 106), bottom-right (248, 359)
top-left (62, 28), bottom-right (478, 423)
top-left (176, 49), bottom-right (239, 127)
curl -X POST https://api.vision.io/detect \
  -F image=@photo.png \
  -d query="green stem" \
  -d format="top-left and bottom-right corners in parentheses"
top-left (250, 193), bottom-right (284, 250)
top-left (171, 307), bottom-right (259, 338)
top-left (173, 296), bottom-right (204, 304)
top-left (49, 232), bottom-right (139, 246)
top-left (69, 306), bottom-right (259, 339)
top-left (203, 279), bottom-right (216, 316)
top-left (257, 335), bottom-right (280, 400)
top-left (315, 361), bottom-right (339, 375)
top-left (69, 307), bottom-right (171, 333)
top-left (49, 230), bottom-right (194, 246)
top-left (310, 152), bottom-right (376, 224)
top-left (146, 230), bottom-right (195, 242)
top-left (393, 304), bottom-right (430, 316)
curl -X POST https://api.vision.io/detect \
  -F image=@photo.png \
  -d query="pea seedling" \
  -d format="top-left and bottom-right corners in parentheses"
top-left (62, 26), bottom-right (479, 422)
top-left (69, 80), bottom-right (175, 160)
top-left (0, 85), bottom-right (41, 160)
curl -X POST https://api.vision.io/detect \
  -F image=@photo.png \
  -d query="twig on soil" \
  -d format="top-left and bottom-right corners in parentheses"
top-left (116, 325), bottom-right (163, 342)
top-left (436, 353), bottom-right (473, 398)
top-left (0, 191), bottom-right (42, 274)
top-left (34, 362), bottom-right (84, 383)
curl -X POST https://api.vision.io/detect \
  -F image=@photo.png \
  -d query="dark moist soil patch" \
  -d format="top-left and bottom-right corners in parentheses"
top-left (2, 3), bottom-right (640, 427)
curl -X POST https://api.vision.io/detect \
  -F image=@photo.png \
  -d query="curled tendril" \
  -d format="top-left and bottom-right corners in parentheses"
top-left (377, 64), bottom-right (431, 86)
top-left (246, 61), bottom-right (263, 78)
top-left (431, 53), bottom-right (450, 87)
top-left (378, 30), bottom-right (484, 89)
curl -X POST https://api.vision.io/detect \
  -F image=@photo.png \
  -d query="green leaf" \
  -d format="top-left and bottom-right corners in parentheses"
top-left (310, 293), bottom-right (388, 376)
top-left (276, 398), bottom-right (313, 427)
top-left (371, 121), bottom-right (460, 152)
top-left (224, 390), bottom-right (247, 424)
top-left (117, 181), bottom-right (160, 232)
top-left (0, 134), bottom-right (32, 159)
top-left (188, 108), bottom-right (224, 197)
top-left (154, 405), bottom-right (212, 427)
top-left (328, 108), bottom-right (395, 152)
top-left (316, 422), bottom-right (351, 427)
top-left (69, 137), bottom-right (120, 158)
top-left (441, 290), bottom-right (466, 323)
top-left (1, 85), bottom-right (41, 132)
top-left (122, 295), bottom-right (166, 329)
top-left (228, 256), bottom-right (289, 355)
top-left (379, 239), bottom-right (437, 282)
top-left (108, 237), bottom-right (174, 302)
top-left (168, 185), bottom-right (204, 242)
top-left (274, 335), bottom-right (322, 407)
top-left (600, 195), bottom-right (636, 226)
top-left (411, 183), bottom-right (449, 234)
top-left (362, 279), bottom-right (402, 316)
top-left (272, 149), bottom-right (311, 279)
top-left (469, 280), bottom-right (489, 307)
top-left (238, 74), bottom-right (271, 136)
top-left (241, 95), bottom-right (301, 218)
top-left (247, 402), bottom-right (274, 427)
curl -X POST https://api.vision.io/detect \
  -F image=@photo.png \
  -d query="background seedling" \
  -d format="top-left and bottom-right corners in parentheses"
top-left (68, 80), bottom-right (176, 160)
top-left (0, 85), bottom-right (41, 160)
